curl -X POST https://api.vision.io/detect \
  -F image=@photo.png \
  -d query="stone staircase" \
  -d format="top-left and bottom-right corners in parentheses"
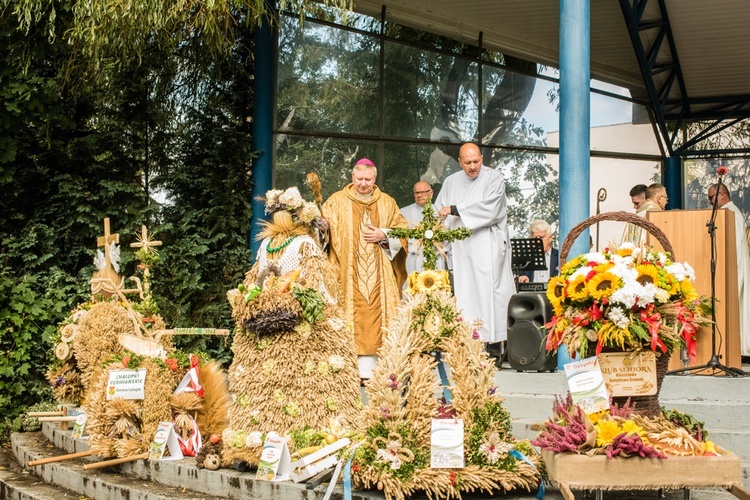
top-left (4, 367), bottom-right (749, 499)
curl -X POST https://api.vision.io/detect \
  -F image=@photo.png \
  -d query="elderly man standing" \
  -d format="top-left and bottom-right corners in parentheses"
top-left (707, 183), bottom-right (750, 358)
top-left (322, 158), bottom-right (408, 379)
top-left (400, 181), bottom-right (449, 275)
top-left (434, 143), bottom-right (515, 357)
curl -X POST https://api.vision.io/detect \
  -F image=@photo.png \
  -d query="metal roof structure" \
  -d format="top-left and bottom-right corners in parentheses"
top-left (353, 0), bottom-right (750, 156)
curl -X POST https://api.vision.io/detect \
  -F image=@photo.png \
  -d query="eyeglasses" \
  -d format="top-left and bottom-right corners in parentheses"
top-left (708, 193), bottom-right (717, 202)
top-left (413, 190), bottom-right (433, 195)
top-left (658, 194), bottom-right (669, 202)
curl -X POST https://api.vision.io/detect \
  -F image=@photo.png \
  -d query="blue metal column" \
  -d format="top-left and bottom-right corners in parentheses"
top-left (559, 0), bottom-right (590, 260)
top-left (663, 156), bottom-right (682, 209)
top-left (250, 17), bottom-right (276, 262)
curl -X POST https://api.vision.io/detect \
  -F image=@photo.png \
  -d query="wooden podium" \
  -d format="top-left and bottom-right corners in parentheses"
top-left (647, 209), bottom-right (741, 371)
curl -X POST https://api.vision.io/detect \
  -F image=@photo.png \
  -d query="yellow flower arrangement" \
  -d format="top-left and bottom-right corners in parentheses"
top-left (545, 243), bottom-right (711, 360)
top-left (405, 269), bottom-right (451, 295)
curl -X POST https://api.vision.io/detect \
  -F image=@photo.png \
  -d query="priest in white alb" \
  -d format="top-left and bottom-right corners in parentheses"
top-left (435, 142), bottom-right (516, 358)
top-left (707, 183), bottom-right (750, 356)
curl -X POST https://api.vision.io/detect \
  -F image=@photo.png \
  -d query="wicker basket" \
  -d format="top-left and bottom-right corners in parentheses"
top-left (559, 211), bottom-right (675, 265)
top-left (560, 211), bottom-right (676, 417)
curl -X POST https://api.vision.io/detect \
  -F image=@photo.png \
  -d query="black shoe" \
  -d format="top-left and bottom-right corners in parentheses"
top-left (741, 356), bottom-right (750, 364)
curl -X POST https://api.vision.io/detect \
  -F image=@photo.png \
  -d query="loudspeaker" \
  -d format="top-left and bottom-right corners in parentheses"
top-left (507, 292), bottom-right (557, 372)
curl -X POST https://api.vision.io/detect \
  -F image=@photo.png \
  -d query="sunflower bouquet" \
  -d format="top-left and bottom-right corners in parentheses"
top-left (545, 243), bottom-right (711, 361)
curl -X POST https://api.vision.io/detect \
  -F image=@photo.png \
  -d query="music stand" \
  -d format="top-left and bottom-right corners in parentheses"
top-left (511, 238), bottom-right (547, 279)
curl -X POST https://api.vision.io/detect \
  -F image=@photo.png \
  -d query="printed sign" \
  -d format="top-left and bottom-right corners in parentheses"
top-left (430, 419), bottom-right (464, 468)
top-left (148, 421), bottom-right (184, 461)
top-left (564, 356), bottom-right (610, 414)
top-left (256, 434), bottom-right (292, 482)
top-left (599, 351), bottom-right (657, 396)
top-left (106, 368), bottom-right (147, 400)
top-left (70, 413), bottom-right (87, 439)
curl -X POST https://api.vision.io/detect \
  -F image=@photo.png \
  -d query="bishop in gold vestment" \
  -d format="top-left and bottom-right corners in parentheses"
top-left (322, 159), bottom-right (407, 370)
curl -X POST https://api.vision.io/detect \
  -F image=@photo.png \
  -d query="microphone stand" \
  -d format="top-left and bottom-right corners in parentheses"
top-left (669, 174), bottom-right (746, 377)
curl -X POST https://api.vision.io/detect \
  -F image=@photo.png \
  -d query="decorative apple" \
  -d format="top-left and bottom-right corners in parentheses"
top-left (209, 434), bottom-right (221, 444)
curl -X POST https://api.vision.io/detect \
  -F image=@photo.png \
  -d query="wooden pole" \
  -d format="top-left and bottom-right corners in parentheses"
top-left (82, 453), bottom-right (150, 470)
top-left (27, 450), bottom-right (92, 467)
top-left (37, 416), bottom-right (78, 422)
top-left (27, 411), bottom-right (64, 417)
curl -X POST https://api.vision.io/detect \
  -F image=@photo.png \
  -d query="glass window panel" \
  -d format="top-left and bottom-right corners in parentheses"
top-left (277, 16), bottom-right (380, 135)
top-left (482, 66), bottom-right (547, 148)
top-left (274, 135), bottom-right (379, 201)
top-left (486, 149), bottom-right (559, 238)
top-left (509, 74), bottom-right (560, 145)
top-left (380, 142), bottom-right (447, 207)
top-left (383, 41), bottom-right (478, 142)
top-left (684, 158), bottom-right (750, 225)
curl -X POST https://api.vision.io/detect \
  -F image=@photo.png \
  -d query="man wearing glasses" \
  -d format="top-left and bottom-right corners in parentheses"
top-left (400, 181), bottom-right (449, 276)
top-left (622, 183), bottom-right (668, 245)
top-left (707, 183), bottom-right (750, 360)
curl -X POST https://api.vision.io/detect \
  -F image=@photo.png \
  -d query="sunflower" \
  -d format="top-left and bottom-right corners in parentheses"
top-left (616, 247), bottom-right (634, 257)
top-left (415, 270), bottom-right (442, 293)
top-left (620, 420), bottom-right (646, 439)
top-left (586, 271), bottom-right (621, 300)
top-left (547, 276), bottom-right (567, 314)
top-left (560, 256), bottom-right (585, 276)
top-left (592, 262), bottom-right (615, 274)
top-left (635, 264), bottom-right (660, 286)
top-left (679, 279), bottom-right (699, 303)
top-left (595, 420), bottom-right (623, 447)
top-left (566, 274), bottom-right (589, 302)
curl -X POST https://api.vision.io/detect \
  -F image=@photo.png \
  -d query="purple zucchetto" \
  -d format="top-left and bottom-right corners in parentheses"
top-left (355, 157), bottom-right (376, 168)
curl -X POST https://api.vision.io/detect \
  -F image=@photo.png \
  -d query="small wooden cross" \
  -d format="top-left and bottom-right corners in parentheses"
top-left (388, 198), bottom-right (472, 270)
top-left (97, 218), bottom-right (120, 272)
top-left (130, 225), bottom-right (162, 254)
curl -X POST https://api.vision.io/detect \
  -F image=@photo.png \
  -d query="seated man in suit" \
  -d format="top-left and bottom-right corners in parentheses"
top-left (517, 219), bottom-right (558, 284)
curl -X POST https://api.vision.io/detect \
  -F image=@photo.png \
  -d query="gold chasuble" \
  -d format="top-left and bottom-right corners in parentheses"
top-left (322, 184), bottom-right (408, 355)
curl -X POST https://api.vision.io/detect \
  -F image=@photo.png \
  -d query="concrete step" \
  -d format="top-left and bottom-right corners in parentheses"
top-left (8, 427), bottom-right (746, 500)
top-left (0, 445), bottom-right (79, 500)
top-left (11, 432), bottom-right (228, 500)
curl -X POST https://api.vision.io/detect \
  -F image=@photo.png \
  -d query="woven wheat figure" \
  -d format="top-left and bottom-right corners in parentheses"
top-left (351, 290), bottom-right (543, 500)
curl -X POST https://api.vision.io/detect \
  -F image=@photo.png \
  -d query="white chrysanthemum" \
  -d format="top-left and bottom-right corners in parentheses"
top-left (328, 355), bottom-right (345, 372)
top-left (582, 252), bottom-right (607, 264)
top-left (609, 281), bottom-right (641, 309)
top-left (666, 262), bottom-right (691, 282)
top-left (654, 288), bottom-right (670, 303)
top-left (610, 254), bottom-right (635, 267)
top-left (619, 241), bottom-right (636, 250)
top-left (72, 309), bottom-right (88, 322)
top-left (609, 262), bottom-right (638, 283)
top-left (245, 431), bottom-right (263, 447)
top-left (279, 187), bottom-right (303, 209)
top-left (607, 306), bottom-right (631, 329)
top-left (635, 282), bottom-right (658, 306)
top-left (297, 201), bottom-right (321, 223)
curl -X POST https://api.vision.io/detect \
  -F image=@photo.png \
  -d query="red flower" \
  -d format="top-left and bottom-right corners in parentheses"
top-left (165, 358), bottom-right (179, 371)
top-left (449, 470), bottom-right (457, 486)
top-left (122, 355), bottom-right (131, 367)
top-left (352, 462), bottom-right (360, 473)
